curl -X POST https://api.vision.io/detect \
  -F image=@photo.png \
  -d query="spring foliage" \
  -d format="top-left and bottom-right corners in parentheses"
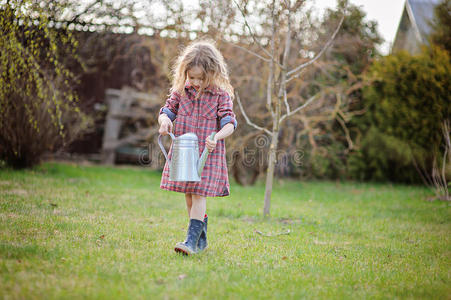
top-left (0, 1), bottom-right (91, 168)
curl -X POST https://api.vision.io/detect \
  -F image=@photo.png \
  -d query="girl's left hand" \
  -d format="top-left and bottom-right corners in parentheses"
top-left (205, 136), bottom-right (217, 153)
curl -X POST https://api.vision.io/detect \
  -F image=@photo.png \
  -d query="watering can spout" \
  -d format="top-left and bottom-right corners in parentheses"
top-left (197, 132), bottom-right (216, 177)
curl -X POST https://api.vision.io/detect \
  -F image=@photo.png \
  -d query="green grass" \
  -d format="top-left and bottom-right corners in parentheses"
top-left (0, 161), bottom-right (450, 299)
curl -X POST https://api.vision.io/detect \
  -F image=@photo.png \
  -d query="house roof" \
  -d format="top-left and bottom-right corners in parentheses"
top-left (406, 0), bottom-right (441, 41)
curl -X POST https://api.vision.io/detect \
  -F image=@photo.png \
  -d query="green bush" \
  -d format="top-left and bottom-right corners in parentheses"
top-left (348, 46), bottom-right (451, 183)
top-left (430, 0), bottom-right (451, 53)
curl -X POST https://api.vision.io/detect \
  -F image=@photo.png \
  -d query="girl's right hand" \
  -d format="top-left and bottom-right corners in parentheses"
top-left (159, 117), bottom-right (173, 135)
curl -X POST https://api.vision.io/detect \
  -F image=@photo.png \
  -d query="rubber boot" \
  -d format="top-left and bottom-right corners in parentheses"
top-left (197, 216), bottom-right (208, 251)
top-left (174, 219), bottom-right (204, 255)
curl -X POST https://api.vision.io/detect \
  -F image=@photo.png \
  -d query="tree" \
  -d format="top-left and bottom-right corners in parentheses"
top-left (0, 0), bottom-right (91, 168)
top-left (430, 0), bottom-right (451, 53)
top-left (295, 2), bottom-right (382, 179)
top-left (230, 0), bottom-right (347, 217)
top-left (349, 45), bottom-right (451, 183)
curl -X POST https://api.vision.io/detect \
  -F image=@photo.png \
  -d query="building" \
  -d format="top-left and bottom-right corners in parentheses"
top-left (392, 0), bottom-right (441, 54)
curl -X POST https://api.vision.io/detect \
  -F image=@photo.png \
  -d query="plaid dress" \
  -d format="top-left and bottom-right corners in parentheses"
top-left (159, 83), bottom-right (238, 197)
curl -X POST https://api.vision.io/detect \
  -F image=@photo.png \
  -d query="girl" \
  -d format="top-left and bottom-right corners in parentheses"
top-left (158, 40), bottom-right (237, 255)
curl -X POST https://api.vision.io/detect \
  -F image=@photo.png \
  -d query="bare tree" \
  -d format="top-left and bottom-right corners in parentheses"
top-left (232, 0), bottom-right (345, 217)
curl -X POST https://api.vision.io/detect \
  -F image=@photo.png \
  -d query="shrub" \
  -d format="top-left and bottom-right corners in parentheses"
top-left (348, 46), bottom-right (451, 183)
top-left (0, 1), bottom-right (92, 168)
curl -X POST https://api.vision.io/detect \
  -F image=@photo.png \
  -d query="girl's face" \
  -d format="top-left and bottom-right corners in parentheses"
top-left (187, 66), bottom-right (205, 90)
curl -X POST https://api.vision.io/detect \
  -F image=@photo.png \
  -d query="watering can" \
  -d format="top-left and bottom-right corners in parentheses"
top-left (158, 132), bottom-right (216, 182)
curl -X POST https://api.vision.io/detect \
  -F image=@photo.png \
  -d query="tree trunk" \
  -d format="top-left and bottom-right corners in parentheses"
top-left (263, 130), bottom-right (279, 217)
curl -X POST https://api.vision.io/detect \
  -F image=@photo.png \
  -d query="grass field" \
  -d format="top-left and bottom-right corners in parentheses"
top-left (0, 161), bottom-right (450, 299)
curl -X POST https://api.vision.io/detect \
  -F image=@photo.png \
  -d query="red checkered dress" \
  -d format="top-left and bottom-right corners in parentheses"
top-left (159, 83), bottom-right (237, 197)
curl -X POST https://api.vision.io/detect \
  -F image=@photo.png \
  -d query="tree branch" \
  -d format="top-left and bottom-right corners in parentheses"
top-left (70, 0), bottom-right (103, 24)
top-left (279, 1), bottom-right (292, 114)
top-left (267, 0), bottom-right (276, 118)
top-left (235, 91), bottom-right (272, 135)
top-left (226, 42), bottom-right (271, 62)
top-left (279, 93), bottom-right (320, 124)
top-left (283, 89), bottom-right (290, 115)
top-left (286, 14), bottom-right (345, 78)
top-left (337, 109), bottom-right (354, 151)
top-left (285, 68), bottom-right (307, 84)
top-left (232, 0), bottom-right (284, 69)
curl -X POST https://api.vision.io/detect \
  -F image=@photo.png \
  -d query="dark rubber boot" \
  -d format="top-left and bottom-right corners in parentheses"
top-left (197, 216), bottom-right (208, 251)
top-left (174, 219), bottom-right (204, 255)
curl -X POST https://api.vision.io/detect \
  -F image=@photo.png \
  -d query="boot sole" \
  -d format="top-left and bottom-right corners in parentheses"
top-left (174, 244), bottom-right (196, 256)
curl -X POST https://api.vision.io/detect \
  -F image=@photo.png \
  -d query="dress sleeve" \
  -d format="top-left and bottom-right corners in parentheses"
top-left (217, 92), bottom-right (238, 129)
top-left (159, 91), bottom-right (180, 121)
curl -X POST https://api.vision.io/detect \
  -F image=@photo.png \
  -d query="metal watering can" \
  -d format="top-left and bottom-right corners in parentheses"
top-left (158, 132), bottom-right (216, 182)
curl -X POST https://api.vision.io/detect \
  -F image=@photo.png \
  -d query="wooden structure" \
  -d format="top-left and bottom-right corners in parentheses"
top-left (101, 87), bottom-right (161, 165)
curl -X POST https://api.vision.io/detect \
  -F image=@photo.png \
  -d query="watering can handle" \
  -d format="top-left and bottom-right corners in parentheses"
top-left (198, 132), bottom-right (216, 176)
top-left (158, 132), bottom-right (176, 162)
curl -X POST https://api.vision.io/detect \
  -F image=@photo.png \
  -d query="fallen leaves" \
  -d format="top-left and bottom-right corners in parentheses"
top-left (96, 234), bottom-right (105, 246)
top-left (178, 274), bottom-right (187, 280)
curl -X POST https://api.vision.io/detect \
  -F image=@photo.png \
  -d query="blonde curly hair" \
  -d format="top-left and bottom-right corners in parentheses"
top-left (170, 39), bottom-right (234, 99)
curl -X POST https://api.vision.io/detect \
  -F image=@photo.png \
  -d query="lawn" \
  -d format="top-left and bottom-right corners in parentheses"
top-left (0, 161), bottom-right (450, 299)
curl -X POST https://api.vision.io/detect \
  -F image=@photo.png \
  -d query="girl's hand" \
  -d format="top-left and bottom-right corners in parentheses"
top-left (158, 117), bottom-right (173, 135)
top-left (205, 136), bottom-right (217, 153)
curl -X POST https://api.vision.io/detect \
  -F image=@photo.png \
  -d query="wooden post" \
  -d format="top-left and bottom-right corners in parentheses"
top-left (102, 89), bottom-right (130, 164)
top-left (101, 87), bottom-right (161, 165)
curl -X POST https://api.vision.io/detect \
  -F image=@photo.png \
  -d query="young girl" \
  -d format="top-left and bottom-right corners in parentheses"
top-left (158, 40), bottom-right (237, 255)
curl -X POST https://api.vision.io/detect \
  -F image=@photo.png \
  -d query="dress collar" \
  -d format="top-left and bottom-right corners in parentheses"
top-left (184, 82), bottom-right (219, 95)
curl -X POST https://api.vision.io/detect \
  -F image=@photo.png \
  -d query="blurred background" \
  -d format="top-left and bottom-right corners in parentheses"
top-left (1, 0), bottom-right (449, 193)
